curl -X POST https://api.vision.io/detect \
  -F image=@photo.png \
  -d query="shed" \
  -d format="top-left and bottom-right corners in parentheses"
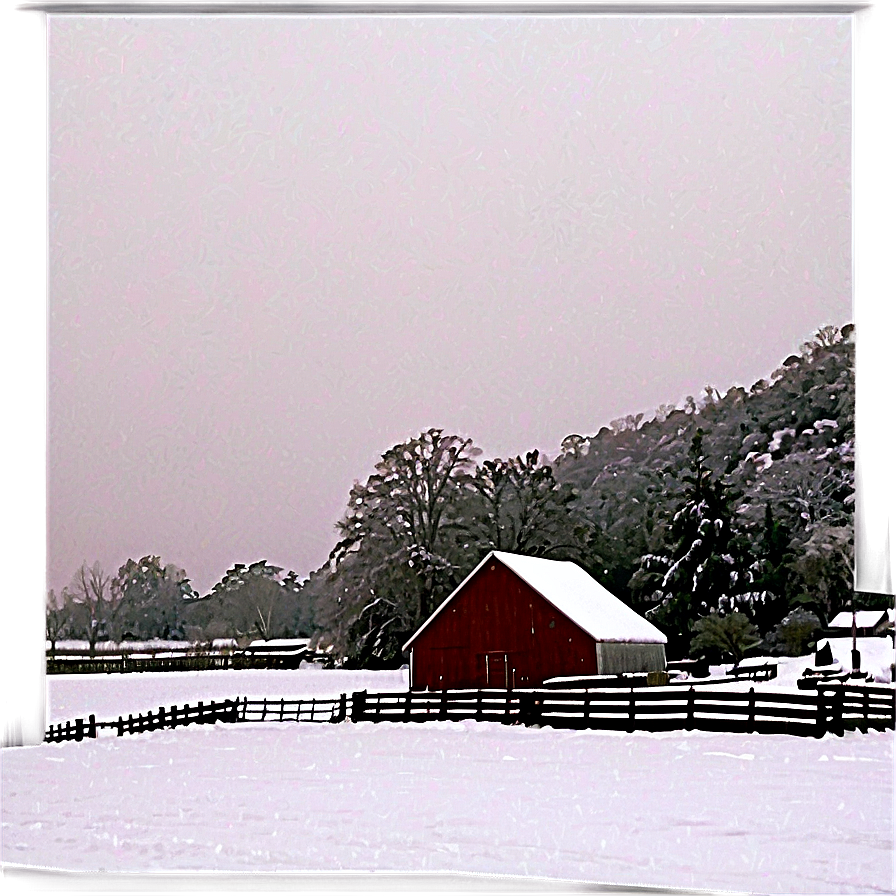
top-left (403, 551), bottom-right (667, 690)
top-left (826, 609), bottom-right (892, 638)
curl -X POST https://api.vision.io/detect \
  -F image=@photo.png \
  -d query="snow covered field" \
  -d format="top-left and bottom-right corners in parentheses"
top-left (2, 670), bottom-right (893, 893)
top-left (44, 667), bottom-right (409, 725)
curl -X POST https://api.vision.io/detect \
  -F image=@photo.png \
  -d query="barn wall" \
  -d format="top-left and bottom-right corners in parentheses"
top-left (410, 559), bottom-right (598, 689)
top-left (596, 642), bottom-right (666, 675)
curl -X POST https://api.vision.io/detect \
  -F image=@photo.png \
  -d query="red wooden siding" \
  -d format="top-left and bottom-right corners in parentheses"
top-left (410, 558), bottom-right (597, 690)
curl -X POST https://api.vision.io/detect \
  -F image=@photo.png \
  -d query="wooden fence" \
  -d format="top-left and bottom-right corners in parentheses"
top-left (239, 695), bottom-right (346, 724)
top-left (46, 655), bottom-right (232, 675)
top-left (46, 651), bottom-right (312, 675)
top-left (45, 715), bottom-right (98, 743)
top-left (43, 683), bottom-right (895, 744)
top-left (44, 695), bottom-right (343, 743)
top-left (350, 684), bottom-right (896, 737)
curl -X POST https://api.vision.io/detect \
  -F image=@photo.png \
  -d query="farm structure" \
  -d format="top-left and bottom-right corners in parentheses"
top-left (403, 551), bottom-right (666, 690)
top-left (826, 609), bottom-right (894, 638)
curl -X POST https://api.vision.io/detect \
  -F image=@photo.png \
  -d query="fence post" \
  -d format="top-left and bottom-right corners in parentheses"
top-left (350, 690), bottom-right (367, 723)
top-left (404, 691), bottom-right (413, 721)
top-left (686, 687), bottom-right (695, 731)
top-left (748, 687), bottom-right (755, 733)
top-left (832, 686), bottom-right (844, 736)
top-left (518, 692), bottom-right (541, 727)
top-left (815, 689), bottom-right (827, 737)
top-left (476, 690), bottom-right (483, 722)
top-left (862, 689), bottom-right (870, 732)
top-left (439, 689), bottom-right (448, 721)
top-left (170, 705), bottom-right (178, 728)
top-left (336, 693), bottom-right (347, 723)
top-left (75, 719), bottom-right (83, 742)
top-left (280, 698), bottom-right (285, 722)
top-left (198, 701), bottom-right (204, 724)
top-left (88, 714), bottom-right (97, 739)
top-left (241, 697), bottom-right (248, 722)
top-left (628, 689), bottom-right (635, 733)
top-left (117, 716), bottom-right (124, 737)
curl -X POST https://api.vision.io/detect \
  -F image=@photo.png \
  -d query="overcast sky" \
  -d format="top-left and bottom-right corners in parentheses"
top-left (48, 14), bottom-right (851, 596)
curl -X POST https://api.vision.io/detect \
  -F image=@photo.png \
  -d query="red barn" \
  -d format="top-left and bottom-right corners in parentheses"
top-left (403, 551), bottom-right (667, 690)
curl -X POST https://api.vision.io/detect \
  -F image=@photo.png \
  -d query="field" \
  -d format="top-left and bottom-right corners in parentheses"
top-left (1, 670), bottom-right (893, 893)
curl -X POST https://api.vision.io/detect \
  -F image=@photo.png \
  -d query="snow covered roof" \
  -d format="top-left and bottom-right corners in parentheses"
top-left (404, 551), bottom-right (666, 650)
top-left (248, 638), bottom-right (310, 648)
top-left (828, 610), bottom-right (889, 629)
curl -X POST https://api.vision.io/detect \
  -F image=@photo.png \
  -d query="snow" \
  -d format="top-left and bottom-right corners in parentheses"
top-left (248, 638), bottom-right (310, 649)
top-left (828, 610), bottom-right (889, 630)
top-left (815, 637), bottom-right (896, 683)
top-left (408, 551), bottom-right (666, 648)
top-left (50, 640), bottom-right (194, 653)
top-left (733, 656), bottom-right (779, 669)
top-left (44, 668), bottom-right (409, 725)
top-left (2, 712), bottom-right (891, 893)
top-left (697, 641), bottom-right (894, 690)
top-left (768, 428), bottom-right (795, 453)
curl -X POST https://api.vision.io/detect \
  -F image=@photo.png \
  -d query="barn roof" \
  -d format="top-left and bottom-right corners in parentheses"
top-left (404, 550), bottom-right (666, 650)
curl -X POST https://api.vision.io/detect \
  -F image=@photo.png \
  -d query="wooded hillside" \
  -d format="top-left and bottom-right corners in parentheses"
top-left (50, 325), bottom-right (858, 665)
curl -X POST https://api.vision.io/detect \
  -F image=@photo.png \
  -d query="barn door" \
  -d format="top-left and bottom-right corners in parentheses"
top-left (484, 652), bottom-right (509, 688)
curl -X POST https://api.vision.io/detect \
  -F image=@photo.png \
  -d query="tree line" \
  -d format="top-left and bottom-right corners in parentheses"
top-left (49, 324), bottom-right (868, 665)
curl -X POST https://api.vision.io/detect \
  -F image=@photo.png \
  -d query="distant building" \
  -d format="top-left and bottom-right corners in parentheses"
top-left (826, 609), bottom-right (893, 638)
top-left (403, 551), bottom-right (666, 690)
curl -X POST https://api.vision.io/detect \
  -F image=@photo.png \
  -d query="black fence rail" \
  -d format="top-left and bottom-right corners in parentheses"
top-left (238, 695), bottom-right (347, 724)
top-left (351, 688), bottom-right (522, 724)
top-left (110, 699), bottom-right (240, 736)
top-left (44, 698), bottom-right (239, 742)
top-left (351, 683), bottom-right (896, 738)
top-left (47, 655), bottom-right (234, 675)
top-left (45, 715), bottom-right (98, 743)
top-left (43, 695), bottom-right (344, 743)
top-left (43, 683), bottom-right (895, 744)
top-left (46, 651), bottom-right (319, 675)
top-left (818, 683), bottom-right (896, 734)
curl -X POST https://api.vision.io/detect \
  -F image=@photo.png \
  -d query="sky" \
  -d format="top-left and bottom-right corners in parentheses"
top-left (47, 14), bottom-right (852, 596)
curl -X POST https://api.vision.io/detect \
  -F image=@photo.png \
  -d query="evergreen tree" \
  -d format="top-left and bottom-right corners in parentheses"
top-left (630, 431), bottom-right (748, 656)
top-left (690, 610), bottom-right (761, 664)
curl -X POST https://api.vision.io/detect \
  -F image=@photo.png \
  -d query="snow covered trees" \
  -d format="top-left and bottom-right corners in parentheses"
top-left (320, 429), bottom-right (481, 665)
top-left (629, 431), bottom-right (751, 656)
top-left (112, 556), bottom-right (196, 641)
top-left (317, 434), bottom-right (597, 666)
top-left (186, 561), bottom-right (305, 642)
top-left (467, 451), bottom-right (593, 560)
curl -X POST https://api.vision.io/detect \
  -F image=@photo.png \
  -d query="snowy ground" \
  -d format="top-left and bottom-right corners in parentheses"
top-left (2, 670), bottom-right (893, 893)
top-left (44, 667), bottom-right (409, 726)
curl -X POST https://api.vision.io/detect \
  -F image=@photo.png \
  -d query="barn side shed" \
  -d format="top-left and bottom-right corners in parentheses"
top-left (403, 551), bottom-right (666, 690)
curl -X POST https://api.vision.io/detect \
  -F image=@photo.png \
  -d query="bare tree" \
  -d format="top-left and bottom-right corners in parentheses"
top-left (64, 562), bottom-right (118, 656)
top-left (45, 589), bottom-right (72, 657)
